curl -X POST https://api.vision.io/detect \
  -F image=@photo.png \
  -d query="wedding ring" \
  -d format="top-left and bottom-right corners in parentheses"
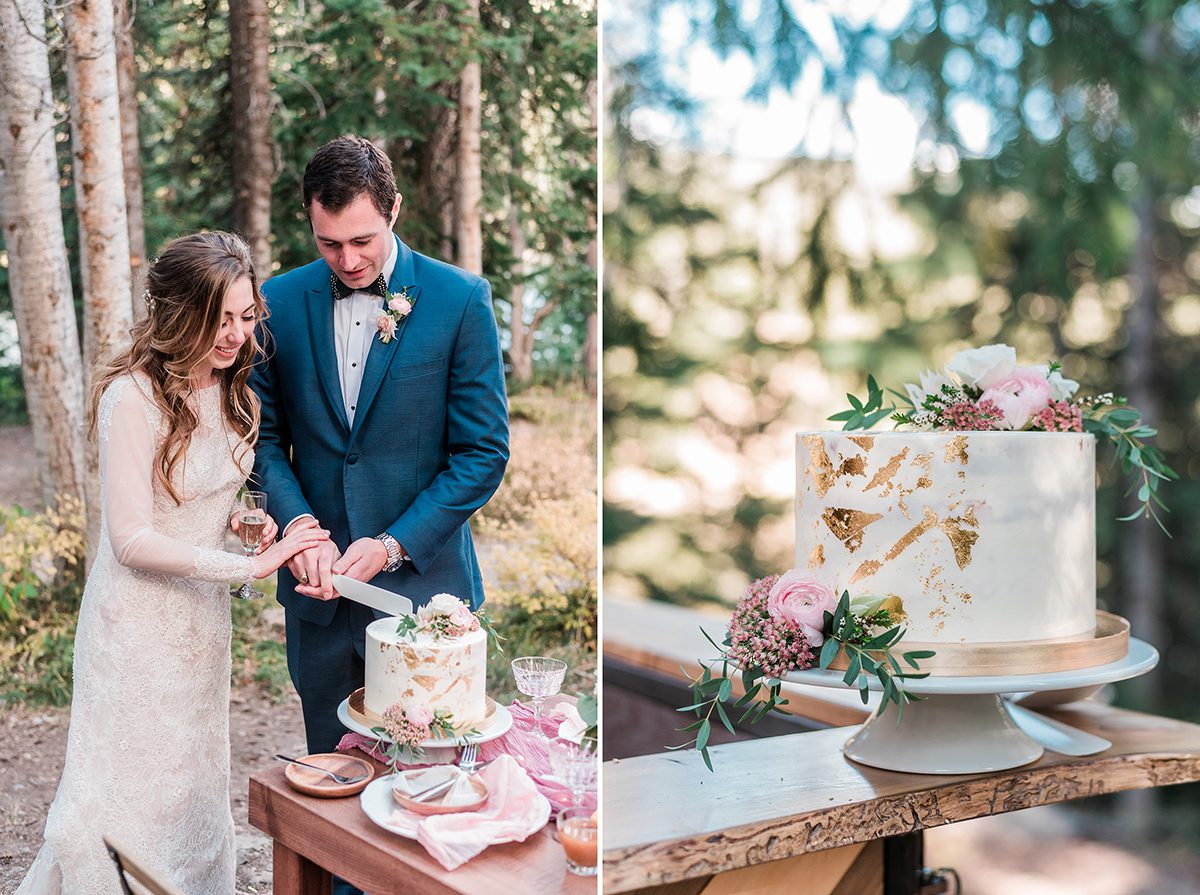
top-left (300, 574), bottom-right (310, 584)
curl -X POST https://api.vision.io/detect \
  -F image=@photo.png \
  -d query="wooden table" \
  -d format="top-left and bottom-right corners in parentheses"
top-left (603, 597), bottom-right (1200, 894)
top-left (249, 758), bottom-right (595, 895)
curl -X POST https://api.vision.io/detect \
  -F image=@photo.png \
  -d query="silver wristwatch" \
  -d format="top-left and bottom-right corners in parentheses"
top-left (376, 532), bottom-right (404, 572)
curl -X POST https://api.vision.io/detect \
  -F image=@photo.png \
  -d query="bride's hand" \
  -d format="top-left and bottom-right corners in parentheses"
top-left (250, 521), bottom-right (329, 579)
top-left (229, 510), bottom-right (279, 553)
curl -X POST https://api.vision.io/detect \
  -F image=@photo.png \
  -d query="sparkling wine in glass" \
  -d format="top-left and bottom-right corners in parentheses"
top-left (234, 491), bottom-right (267, 600)
top-left (511, 656), bottom-right (567, 740)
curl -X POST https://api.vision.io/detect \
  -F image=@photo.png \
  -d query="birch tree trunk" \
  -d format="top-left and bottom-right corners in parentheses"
top-left (64, 0), bottom-right (134, 551)
top-left (455, 0), bottom-right (483, 275)
top-left (229, 0), bottom-right (274, 278)
top-left (0, 0), bottom-right (88, 511)
top-left (114, 0), bottom-right (147, 319)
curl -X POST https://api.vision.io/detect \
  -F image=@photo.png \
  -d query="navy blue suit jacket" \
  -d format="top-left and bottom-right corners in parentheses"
top-left (251, 235), bottom-right (509, 625)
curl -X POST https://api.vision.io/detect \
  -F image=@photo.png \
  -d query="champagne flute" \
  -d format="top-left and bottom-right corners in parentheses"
top-left (511, 656), bottom-right (566, 740)
top-left (234, 491), bottom-right (267, 600)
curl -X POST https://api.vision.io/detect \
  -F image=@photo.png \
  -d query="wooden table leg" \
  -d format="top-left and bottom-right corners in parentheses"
top-left (272, 840), bottom-right (333, 895)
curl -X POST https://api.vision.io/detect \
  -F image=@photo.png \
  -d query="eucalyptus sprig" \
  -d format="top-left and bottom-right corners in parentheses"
top-left (819, 591), bottom-right (932, 716)
top-left (1081, 398), bottom-right (1178, 533)
top-left (827, 375), bottom-right (896, 430)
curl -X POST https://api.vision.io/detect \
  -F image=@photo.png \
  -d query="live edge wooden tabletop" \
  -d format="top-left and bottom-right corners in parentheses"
top-left (602, 702), bottom-right (1200, 893)
top-left (248, 762), bottom-right (596, 895)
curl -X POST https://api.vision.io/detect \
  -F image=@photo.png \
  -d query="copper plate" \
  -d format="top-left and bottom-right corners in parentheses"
top-left (283, 752), bottom-right (374, 798)
top-left (829, 610), bottom-right (1130, 677)
top-left (391, 772), bottom-right (489, 815)
top-left (347, 688), bottom-right (498, 735)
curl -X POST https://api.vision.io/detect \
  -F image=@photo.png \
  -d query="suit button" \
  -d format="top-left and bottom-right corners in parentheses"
top-left (347, 453), bottom-right (358, 465)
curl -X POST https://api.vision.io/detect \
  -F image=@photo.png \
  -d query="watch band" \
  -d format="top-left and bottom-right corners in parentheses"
top-left (376, 532), bottom-right (404, 572)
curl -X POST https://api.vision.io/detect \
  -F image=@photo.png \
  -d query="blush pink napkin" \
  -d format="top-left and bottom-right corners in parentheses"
top-left (336, 700), bottom-right (597, 816)
top-left (381, 754), bottom-right (551, 871)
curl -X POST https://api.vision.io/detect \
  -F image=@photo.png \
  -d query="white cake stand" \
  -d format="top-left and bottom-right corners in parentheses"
top-left (784, 638), bottom-right (1158, 774)
top-left (337, 697), bottom-right (513, 764)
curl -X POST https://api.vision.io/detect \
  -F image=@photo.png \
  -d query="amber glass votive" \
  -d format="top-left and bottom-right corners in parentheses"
top-left (556, 807), bottom-right (598, 876)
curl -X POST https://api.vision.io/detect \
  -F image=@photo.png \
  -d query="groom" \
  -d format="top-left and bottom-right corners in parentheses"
top-left (252, 134), bottom-right (509, 766)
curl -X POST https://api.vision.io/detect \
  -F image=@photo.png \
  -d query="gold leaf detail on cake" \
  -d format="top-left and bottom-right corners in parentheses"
top-left (837, 454), bottom-right (867, 478)
top-left (805, 436), bottom-right (836, 497)
top-left (413, 674), bottom-right (439, 690)
top-left (848, 435), bottom-right (875, 450)
top-left (864, 448), bottom-right (909, 495)
top-left (808, 544), bottom-right (825, 568)
top-left (916, 476), bottom-right (932, 489)
top-left (945, 435), bottom-right (969, 465)
top-left (849, 559), bottom-right (881, 583)
top-left (959, 592), bottom-right (972, 604)
top-left (821, 508), bottom-right (883, 552)
top-left (939, 508), bottom-right (980, 570)
top-left (883, 506), bottom-right (938, 560)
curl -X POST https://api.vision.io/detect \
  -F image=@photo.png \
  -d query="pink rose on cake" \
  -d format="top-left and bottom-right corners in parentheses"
top-left (766, 570), bottom-right (839, 646)
top-left (979, 366), bottom-right (1054, 430)
top-left (416, 593), bottom-right (481, 639)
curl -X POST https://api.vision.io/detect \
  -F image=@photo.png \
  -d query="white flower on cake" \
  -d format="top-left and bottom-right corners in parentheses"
top-left (904, 369), bottom-right (953, 408)
top-left (1031, 363), bottom-right (1080, 401)
top-left (944, 343), bottom-right (1016, 390)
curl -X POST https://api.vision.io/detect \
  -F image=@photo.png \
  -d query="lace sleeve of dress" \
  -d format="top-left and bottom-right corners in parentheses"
top-left (99, 377), bottom-right (255, 584)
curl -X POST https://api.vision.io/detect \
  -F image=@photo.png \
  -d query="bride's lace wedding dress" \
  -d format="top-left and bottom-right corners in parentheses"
top-left (18, 374), bottom-right (255, 895)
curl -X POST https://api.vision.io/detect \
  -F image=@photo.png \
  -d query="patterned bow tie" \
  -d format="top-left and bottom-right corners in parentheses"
top-left (331, 272), bottom-right (388, 301)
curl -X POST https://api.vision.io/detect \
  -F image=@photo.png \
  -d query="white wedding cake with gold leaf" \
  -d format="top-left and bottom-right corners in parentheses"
top-left (796, 431), bottom-right (1096, 646)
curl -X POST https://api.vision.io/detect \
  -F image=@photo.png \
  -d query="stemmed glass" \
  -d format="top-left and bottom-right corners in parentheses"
top-left (547, 735), bottom-right (598, 807)
top-left (511, 656), bottom-right (566, 740)
top-left (234, 491), bottom-right (267, 601)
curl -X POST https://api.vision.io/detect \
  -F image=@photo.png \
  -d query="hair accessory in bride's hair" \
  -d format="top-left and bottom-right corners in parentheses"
top-left (143, 288), bottom-right (156, 315)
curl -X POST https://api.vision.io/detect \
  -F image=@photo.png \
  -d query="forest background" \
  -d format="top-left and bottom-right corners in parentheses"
top-left (0, 0), bottom-right (596, 737)
top-left (605, 0), bottom-right (1200, 890)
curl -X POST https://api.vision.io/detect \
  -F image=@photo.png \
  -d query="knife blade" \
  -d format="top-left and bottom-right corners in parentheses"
top-left (331, 574), bottom-right (414, 617)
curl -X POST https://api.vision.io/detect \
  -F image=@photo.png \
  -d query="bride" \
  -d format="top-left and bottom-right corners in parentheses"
top-left (17, 231), bottom-right (328, 894)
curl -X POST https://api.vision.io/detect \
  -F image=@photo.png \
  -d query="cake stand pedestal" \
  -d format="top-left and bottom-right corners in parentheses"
top-left (785, 637), bottom-right (1158, 774)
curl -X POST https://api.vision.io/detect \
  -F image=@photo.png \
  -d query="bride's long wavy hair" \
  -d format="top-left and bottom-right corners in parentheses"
top-left (90, 231), bottom-right (267, 505)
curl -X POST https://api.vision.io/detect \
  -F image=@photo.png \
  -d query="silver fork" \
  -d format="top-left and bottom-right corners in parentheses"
top-left (275, 753), bottom-right (369, 785)
top-left (410, 743), bottom-right (487, 803)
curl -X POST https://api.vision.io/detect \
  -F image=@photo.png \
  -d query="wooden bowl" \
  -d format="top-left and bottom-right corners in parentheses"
top-left (391, 772), bottom-right (489, 816)
top-left (283, 753), bottom-right (373, 798)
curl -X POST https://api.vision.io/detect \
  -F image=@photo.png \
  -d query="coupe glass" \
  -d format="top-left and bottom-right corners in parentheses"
top-left (547, 735), bottom-right (598, 807)
top-left (511, 656), bottom-right (566, 740)
top-left (234, 491), bottom-right (267, 601)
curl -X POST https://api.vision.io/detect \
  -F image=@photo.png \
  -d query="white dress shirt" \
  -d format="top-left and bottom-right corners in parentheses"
top-left (334, 237), bottom-right (398, 428)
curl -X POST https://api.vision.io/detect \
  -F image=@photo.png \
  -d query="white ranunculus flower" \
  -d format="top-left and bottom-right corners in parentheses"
top-left (1031, 364), bottom-right (1080, 401)
top-left (428, 592), bottom-right (465, 615)
top-left (945, 344), bottom-right (1017, 390)
top-left (904, 368), bottom-right (953, 407)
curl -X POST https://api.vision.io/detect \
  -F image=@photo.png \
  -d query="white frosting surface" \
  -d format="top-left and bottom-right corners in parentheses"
top-left (795, 432), bottom-right (1096, 644)
top-left (364, 618), bottom-right (487, 726)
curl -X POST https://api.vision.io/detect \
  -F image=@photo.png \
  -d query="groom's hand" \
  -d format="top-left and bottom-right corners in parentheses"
top-left (331, 538), bottom-right (390, 583)
top-left (289, 538), bottom-right (341, 600)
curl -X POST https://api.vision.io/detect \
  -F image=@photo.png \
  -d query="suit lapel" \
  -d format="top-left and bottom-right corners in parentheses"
top-left (349, 237), bottom-right (419, 442)
top-left (304, 279), bottom-right (351, 434)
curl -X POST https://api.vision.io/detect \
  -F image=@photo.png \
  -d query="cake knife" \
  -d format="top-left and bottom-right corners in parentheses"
top-left (331, 574), bottom-right (414, 617)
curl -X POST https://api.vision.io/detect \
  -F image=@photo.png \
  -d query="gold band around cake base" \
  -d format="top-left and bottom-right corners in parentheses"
top-left (346, 688), bottom-right (498, 735)
top-left (829, 610), bottom-right (1130, 677)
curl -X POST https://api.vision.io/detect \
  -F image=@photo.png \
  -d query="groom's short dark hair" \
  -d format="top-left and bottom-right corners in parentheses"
top-left (303, 135), bottom-right (397, 221)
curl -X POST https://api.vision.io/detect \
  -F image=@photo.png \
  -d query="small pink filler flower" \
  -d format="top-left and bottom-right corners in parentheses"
top-left (766, 570), bottom-right (839, 646)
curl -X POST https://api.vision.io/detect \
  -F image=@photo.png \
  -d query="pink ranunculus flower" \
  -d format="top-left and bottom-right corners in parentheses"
top-left (979, 365), bottom-right (1054, 430)
top-left (388, 295), bottom-right (412, 316)
top-left (376, 310), bottom-right (398, 342)
top-left (766, 570), bottom-right (839, 647)
top-left (407, 704), bottom-right (434, 728)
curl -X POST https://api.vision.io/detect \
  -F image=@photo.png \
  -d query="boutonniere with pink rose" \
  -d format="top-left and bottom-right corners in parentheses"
top-left (831, 343), bottom-right (1177, 530)
top-left (375, 286), bottom-right (417, 344)
top-left (676, 570), bottom-right (933, 770)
